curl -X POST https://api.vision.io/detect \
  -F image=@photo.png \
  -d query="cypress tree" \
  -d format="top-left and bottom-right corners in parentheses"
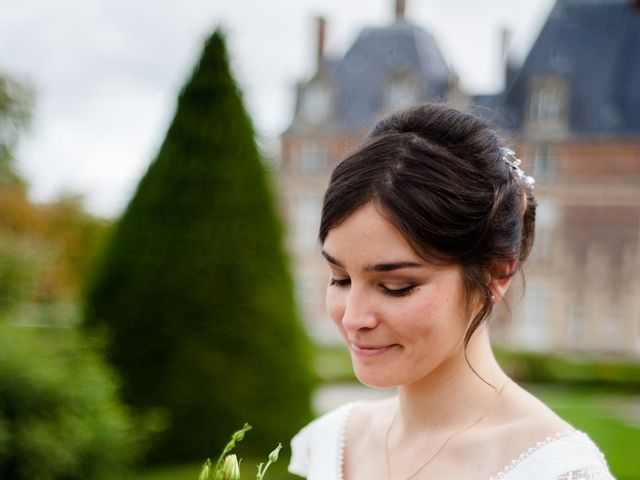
top-left (84, 30), bottom-right (314, 463)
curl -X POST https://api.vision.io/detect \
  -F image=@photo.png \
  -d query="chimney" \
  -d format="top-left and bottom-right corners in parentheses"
top-left (501, 27), bottom-right (514, 88)
top-left (501, 27), bottom-right (511, 67)
top-left (395, 0), bottom-right (406, 21)
top-left (316, 17), bottom-right (326, 70)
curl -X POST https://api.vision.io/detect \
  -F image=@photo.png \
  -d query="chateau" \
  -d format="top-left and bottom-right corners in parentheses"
top-left (278, 0), bottom-right (640, 356)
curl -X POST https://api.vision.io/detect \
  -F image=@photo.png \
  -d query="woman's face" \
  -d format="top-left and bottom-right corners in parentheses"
top-left (322, 202), bottom-right (472, 388)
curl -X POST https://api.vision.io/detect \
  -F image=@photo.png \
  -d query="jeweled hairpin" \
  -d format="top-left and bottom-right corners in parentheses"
top-left (501, 147), bottom-right (535, 189)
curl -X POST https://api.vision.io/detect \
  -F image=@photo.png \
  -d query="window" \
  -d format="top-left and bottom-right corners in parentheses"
top-left (520, 282), bottom-right (552, 350)
top-left (530, 89), bottom-right (560, 122)
top-left (567, 290), bottom-right (587, 350)
top-left (384, 70), bottom-right (421, 111)
top-left (532, 147), bottom-right (555, 181)
top-left (301, 82), bottom-right (332, 123)
top-left (531, 200), bottom-right (560, 266)
top-left (600, 300), bottom-right (624, 353)
top-left (294, 193), bottom-right (321, 252)
top-left (299, 143), bottom-right (327, 176)
top-left (294, 275), bottom-right (320, 308)
top-left (527, 76), bottom-right (569, 130)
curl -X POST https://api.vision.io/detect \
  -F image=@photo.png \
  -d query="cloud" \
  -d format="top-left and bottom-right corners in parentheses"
top-left (0, 0), bottom-right (555, 218)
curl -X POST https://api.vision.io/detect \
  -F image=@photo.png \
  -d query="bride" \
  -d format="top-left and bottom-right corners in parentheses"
top-left (288, 104), bottom-right (614, 479)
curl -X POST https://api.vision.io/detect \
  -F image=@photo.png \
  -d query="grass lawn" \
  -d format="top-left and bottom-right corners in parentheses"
top-left (528, 384), bottom-right (640, 480)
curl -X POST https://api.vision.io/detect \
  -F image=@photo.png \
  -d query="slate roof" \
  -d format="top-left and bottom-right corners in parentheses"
top-left (469, 94), bottom-right (506, 130)
top-left (290, 20), bottom-right (451, 133)
top-left (333, 21), bottom-right (450, 131)
top-left (501, 0), bottom-right (640, 136)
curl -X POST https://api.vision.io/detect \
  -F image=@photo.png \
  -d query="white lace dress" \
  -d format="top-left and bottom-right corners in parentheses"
top-left (288, 402), bottom-right (615, 480)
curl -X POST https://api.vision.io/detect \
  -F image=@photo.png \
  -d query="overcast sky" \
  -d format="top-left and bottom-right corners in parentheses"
top-left (0, 0), bottom-right (555, 218)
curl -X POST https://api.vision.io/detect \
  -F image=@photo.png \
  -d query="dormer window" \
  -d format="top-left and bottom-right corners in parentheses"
top-left (384, 70), bottom-right (421, 111)
top-left (532, 88), bottom-right (559, 122)
top-left (527, 75), bottom-right (569, 130)
top-left (301, 81), bottom-right (332, 123)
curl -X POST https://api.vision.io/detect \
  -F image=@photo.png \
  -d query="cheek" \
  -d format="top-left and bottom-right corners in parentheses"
top-left (395, 294), bottom-right (456, 339)
top-left (426, 295), bottom-right (470, 343)
top-left (397, 302), bottom-right (433, 336)
top-left (325, 288), bottom-right (345, 326)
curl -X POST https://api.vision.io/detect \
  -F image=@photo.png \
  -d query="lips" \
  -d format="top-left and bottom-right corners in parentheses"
top-left (350, 341), bottom-right (398, 358)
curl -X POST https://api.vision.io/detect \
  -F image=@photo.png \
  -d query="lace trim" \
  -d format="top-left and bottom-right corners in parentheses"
top-left (489, 430), bottom-right (579, 480)
top-left (557, 469), bottom-right (613, 480)
top-left (337, 402), bottom-right (359, 480)
top-left (337, 414), bottom-right (608, 480)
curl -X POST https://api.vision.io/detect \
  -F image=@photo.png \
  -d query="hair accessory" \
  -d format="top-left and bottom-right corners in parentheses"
top-left (501, 147), bottom-right (535, 189)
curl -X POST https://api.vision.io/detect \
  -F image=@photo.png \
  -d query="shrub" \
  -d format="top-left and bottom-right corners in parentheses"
top-left (0, 324), bottom-right (149, 479)
top-left (84, 30), bottom-right (314, 463)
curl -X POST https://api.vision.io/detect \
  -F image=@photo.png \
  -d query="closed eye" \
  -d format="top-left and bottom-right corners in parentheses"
top-left (329, 277), bottom-right (351, 288)
top-left (381, 285), bottom-right (417, 297)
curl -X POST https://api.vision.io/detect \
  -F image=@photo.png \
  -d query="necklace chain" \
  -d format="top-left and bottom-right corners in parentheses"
top-left (384, 380), bottom-right (510, 480)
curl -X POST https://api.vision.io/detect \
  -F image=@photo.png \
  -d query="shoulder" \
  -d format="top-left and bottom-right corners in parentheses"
top-left (483, 384), bottom-right (612, 478)
top-left (491, 382), bottom-right (574, 443)
top-left (288, 402), bottom-right (361, 478)
top-left (488, 430), bottom-right (613, 479)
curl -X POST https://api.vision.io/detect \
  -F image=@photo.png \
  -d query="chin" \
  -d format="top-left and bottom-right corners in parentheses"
top-left (353, 365), bottom-right (400, 390)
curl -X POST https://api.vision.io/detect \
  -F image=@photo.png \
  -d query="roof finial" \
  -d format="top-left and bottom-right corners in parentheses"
top-left (395, 0), bottom-right (406, 21)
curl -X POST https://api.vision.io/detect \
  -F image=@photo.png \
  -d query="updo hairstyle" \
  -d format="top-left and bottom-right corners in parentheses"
top-left (319, 103), bottom-right (536, 347)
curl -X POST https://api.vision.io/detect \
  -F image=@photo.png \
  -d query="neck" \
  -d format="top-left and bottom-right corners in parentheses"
top-left (395, 326), bottom-right (508, 436)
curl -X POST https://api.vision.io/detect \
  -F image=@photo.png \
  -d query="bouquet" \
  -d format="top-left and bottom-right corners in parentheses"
top-left (199, 423), bottom-right (282, 480)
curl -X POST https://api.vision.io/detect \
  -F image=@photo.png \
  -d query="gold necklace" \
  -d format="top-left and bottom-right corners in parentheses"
top-left (384, 380), bottom-right (510, 480)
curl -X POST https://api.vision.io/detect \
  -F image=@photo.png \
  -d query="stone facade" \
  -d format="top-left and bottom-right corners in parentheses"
top-left (493, 140), bottom-right (640, 355)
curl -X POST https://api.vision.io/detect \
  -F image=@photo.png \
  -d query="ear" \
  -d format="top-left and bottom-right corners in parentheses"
top-left (489, 260), bottom-right (517, 305)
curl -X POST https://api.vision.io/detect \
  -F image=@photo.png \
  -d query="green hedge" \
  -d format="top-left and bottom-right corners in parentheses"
top-left (313, 344), bottom-right (640, 389)
top-left (495, 348), bottom-right (640, 390)
top-left (0, 324), bottom-right (149, 479)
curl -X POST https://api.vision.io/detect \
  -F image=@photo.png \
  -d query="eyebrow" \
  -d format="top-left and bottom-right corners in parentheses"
top-left (321, 250), bottom-right (424, 272)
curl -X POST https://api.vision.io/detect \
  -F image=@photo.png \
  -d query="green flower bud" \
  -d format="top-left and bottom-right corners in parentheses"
top-left (199, 462), bottom-right (211, 480)
top-left (221, 454), bottom-right (240, 480)
top-left (268, 444), bottom-right (282, 463)
top-left (232, 423), bottom-right (251, 442)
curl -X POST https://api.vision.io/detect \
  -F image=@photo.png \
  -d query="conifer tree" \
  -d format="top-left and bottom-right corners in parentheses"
top-left (84, 30), bottom-right (314, 462)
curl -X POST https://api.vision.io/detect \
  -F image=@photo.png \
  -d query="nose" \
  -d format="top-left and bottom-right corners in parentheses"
top-left (340, 287), bottom-right (379, 333)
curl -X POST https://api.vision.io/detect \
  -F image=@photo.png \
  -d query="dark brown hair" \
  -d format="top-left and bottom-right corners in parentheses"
top-left (319, 103), bottom-right (536, 347)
